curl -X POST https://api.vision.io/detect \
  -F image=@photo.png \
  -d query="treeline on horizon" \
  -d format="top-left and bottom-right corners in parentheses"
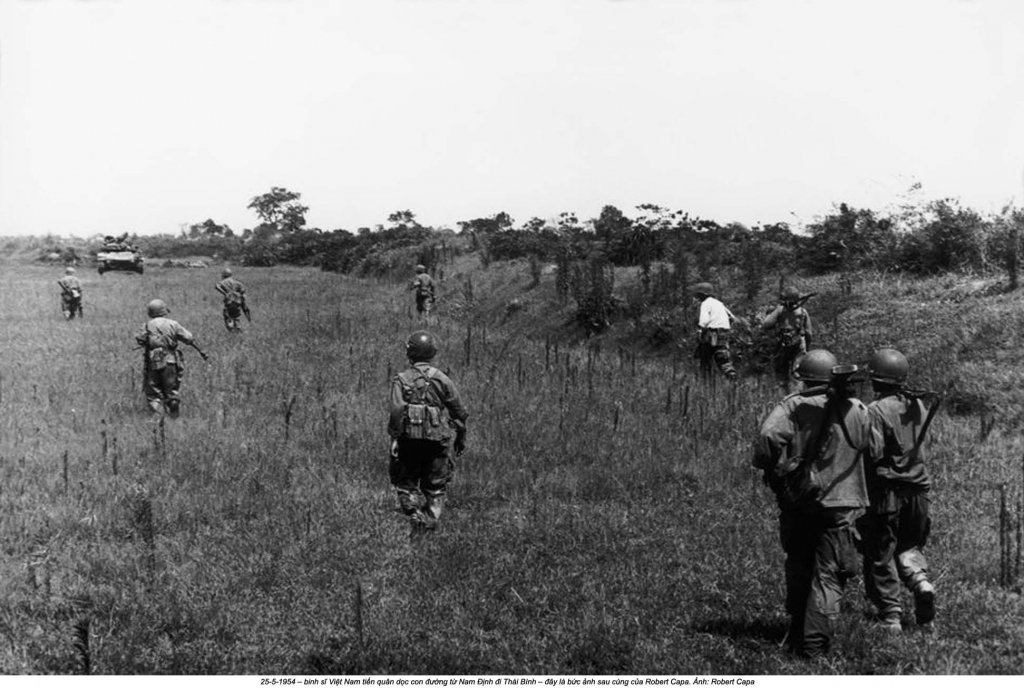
top-left (12, 192), bottom-right (1024, 287)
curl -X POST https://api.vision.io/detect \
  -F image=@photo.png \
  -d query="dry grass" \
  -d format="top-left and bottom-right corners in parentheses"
top-left (0, 263), bottom-right (1021, 675)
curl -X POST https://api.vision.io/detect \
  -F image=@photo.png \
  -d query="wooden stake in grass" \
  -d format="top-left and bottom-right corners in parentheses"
top-left (283, 394), bottom-right (297, 442)
top-left (354, 579), bottom-right (365, 648)
top-left (73, 617), bottom-right (91, 675)
top-left (1000, 482), bottom-right (1010, 588)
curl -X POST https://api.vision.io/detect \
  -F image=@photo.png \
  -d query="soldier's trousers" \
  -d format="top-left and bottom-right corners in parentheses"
top-left (858, 488), bottom-right (931, 618)
top-left (780, 507), bottom-right (860, 657)
top-left (143, 364), bottom-right (182, 414)
top-left (415, 295), bottom-right (433, 314)
top-left (774, 342), bottom-right (805, 387)
top-left (61, 296), bottom-right (81, 320)
top-left (223, 303), bottom-right (243, 330)
top-left (696, 331), bottom-right (736, 379)
top-left (389, 438), bottom-right (454, 519)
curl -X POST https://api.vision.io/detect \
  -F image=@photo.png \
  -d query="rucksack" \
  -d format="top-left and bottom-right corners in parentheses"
top-left (398, 367), bottom-right (448, 441)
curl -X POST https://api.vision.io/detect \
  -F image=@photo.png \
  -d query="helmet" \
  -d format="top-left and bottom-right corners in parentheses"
top-left (868, 348), bottom-right (908, 385)
top-left (222, 267), bottom-right (233, 278)
top-left (691, 282), bottom-right (714, 297)
top-left (415, 264), bottom-right (427, 274)
top-left (794, 349), bottom-right (839, 383)
top-left (780, 285), bottom-right (800, 304)
top-left (147, 299), bottom-right (169, 318)
top-left (406, 330), bottom-right (437, 362)
top-left (65, 266), bottom-right (75, 275)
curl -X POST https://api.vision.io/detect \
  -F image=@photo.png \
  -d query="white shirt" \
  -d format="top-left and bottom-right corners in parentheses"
top-left (699, 296), bottom-right (732, 330)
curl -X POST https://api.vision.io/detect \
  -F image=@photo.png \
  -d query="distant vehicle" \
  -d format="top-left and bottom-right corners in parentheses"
top-left (96, 235), bottom-right (144, 274)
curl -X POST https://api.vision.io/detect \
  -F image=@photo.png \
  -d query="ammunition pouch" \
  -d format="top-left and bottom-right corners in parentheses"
top-left (402, 402), bottom-right (445, 441)
top-left (768, 461), bottom-right (821, 509)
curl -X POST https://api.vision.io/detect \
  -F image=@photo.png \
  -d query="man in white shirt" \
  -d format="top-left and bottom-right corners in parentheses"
top-left (692, 282), bottom-right (737, 380)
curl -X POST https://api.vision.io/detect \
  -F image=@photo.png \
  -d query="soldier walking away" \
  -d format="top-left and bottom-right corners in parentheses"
top-left (135, 299), bottom-right (209, 417)
top-left (753, 349), bottom-right (871, 658)
top-left (388, 330), bottom-right (468, 534)
top-left (215, 267), bottom-right (249, 332)
top-left (57, 267), bottom-right (83, 320)
top-left (762, 285), bottom-right (814, 392)
top-left (858, 348), bottom-right (937, 633)
top-left (691, 282), bottom-right (737, 380)
top-left (409, 264), bottom-right (435, 318)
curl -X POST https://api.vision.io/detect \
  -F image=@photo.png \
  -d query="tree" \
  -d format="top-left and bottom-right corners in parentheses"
top-left (387, 210), bottom-right (420, 229)
top-left (247, 187), bottom-right (309, 233)
top-left (188, 218), bottom-right (232, 238)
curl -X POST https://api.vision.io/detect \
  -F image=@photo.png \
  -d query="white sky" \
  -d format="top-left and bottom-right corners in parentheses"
top-left (2, 0), bottom-right (1024, 236)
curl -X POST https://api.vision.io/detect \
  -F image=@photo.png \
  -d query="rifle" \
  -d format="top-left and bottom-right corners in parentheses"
top-left (790, 292), bottom-right (818, 309)
top-left (241, 299), bottom-right (252, 323)
top-left (909, 381), bottom-right (952, 457)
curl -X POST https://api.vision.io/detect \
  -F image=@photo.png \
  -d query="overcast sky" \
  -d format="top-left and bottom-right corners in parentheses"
top-left (2, 0), bottom-right (1023, 237)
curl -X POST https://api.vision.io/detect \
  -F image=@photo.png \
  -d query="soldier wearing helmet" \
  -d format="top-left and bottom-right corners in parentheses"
top-left (409, 264), bottom-right (436, 317)
top-left (214, 267), bottom-right (249, 332)
top-left (57, 266), bottom-right (83, 320)
top-left (690, 282), bottom-right (737, 380)
top-left (134, 299), bottom-right (209, 417)
top-left (858, 348), bottom-right (936, 632)
top-left (753, 349), bottom-right (870, 658)
top-left (388, 330), bottom-right (469, 533)
top-left (762, 285), bottom-right (814, 392)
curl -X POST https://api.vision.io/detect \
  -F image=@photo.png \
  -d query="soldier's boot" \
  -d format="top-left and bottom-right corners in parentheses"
top-left (781, 615), bottom-right (804, 655)
top-left (421, 493), bottom-right (445, 530)
top-left (147, 398), bottom-right (164, 414)
top-left (912, 579), bottom-right (935, 627)
top-left (166, 398), bottom-right (180, 418)
top-left (877, 610), bottom-right (902, 633)
top-left (396, 490), bottom-right (418, 516)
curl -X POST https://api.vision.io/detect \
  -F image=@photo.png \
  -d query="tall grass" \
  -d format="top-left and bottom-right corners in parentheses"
top-left (0, 264), bottom-right (1021, 674)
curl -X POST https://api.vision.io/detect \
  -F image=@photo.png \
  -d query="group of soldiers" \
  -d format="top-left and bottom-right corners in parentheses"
top-left (694, 282), bottom-right (937, 656)
top-left (57, 261), bottom-right (937, 656)
top-left (58, 266), bottom-right (249, 416)
top-left (691, 282), bottom-right (812, 388)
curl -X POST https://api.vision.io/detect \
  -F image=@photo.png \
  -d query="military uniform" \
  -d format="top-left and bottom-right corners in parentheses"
top-left (134, 303), bottom-right (207, 416)
top-left (215, 275), bottom-right (247, 331)
top-left (57, 272), bottom-right (83, 320)
top-left (762, 304), bottom-right (812, 389)
top-left (754, 387), bottom-right (870, 657)
top-left (695, 294), bottom-right (737, 379)
top-left (858, 393), bottom-right (934, 628)
top-left (388, 360), bottom-right (468, 529)
top-left (410, 271), bottom-right (435, 314)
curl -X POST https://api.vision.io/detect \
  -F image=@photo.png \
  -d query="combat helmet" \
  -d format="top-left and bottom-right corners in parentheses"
top-left (65, 266), bottom-right (76, 275)
top-left (794, 349), bottom-right (839, 383)
top-left (780, 285), bottom-right (800, 305)
top-left (415, 264), bottom-right (427, 274)
top-left (406, 330), bottom-right (437, 362)
top-left (868, 348), bottom-right (908, 385)
top-left (222, 267), bottom-right (233, 278)
top-left (147, 299), bottom-right (169, 318)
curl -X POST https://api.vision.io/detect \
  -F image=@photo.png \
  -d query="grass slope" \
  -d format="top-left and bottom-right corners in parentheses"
top-left (0, 262), bottom-right (1021, 675)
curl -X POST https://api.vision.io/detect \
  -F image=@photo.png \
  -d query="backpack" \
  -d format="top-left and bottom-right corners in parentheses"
top-left (398, 366), bottom-right (448, 441)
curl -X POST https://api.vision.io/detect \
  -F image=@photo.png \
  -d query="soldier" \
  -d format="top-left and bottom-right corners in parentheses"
top-left (753, 350), bottom-right (871, 658)
top-left (214, 267), bottom-right (249, 332)
top-left (762, 285), bottom-right (813, 391)
top-left (691, 282), bottom-right (737, 380)
top-left (858, 348), bottom-right (936, 632)
top-left (57, 267), bottom-right (83, 320)
top-left (134, 299), bottom-right (209, 417)
top-left (409, 264), bottom-right (435, 316)
top-left (388, 330), bottom-right (468, 532)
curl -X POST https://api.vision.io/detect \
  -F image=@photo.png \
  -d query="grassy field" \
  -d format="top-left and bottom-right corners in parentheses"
top-left (0, 262), bottom-right (1022, 675)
